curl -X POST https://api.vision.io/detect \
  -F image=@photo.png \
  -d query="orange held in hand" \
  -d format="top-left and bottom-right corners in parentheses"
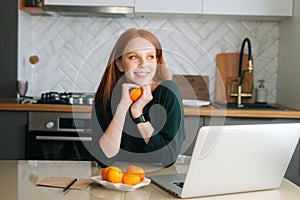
top-left (130, 88), bottom-right (143, 101)
top-left (102, 166), bottom-right (123, 183)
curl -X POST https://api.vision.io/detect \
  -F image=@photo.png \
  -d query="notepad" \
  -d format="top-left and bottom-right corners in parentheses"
top-left (37, 177), bottom-right (93, 190)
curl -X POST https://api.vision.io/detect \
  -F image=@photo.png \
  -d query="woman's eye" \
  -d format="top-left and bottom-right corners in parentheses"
top-left (129, 55), bottom-right (137, 60)
top-left (148, 55), bottom-right (155, 60)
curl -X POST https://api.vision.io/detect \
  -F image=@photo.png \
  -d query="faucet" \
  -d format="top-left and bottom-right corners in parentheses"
top-left (231, 38), bottom-right (254, 106)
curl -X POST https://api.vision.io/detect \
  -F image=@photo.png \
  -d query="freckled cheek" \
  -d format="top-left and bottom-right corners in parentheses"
top-left (149, 63), bottom-right (157, 70)
top-left (124, 61), bottom-right (139, 71)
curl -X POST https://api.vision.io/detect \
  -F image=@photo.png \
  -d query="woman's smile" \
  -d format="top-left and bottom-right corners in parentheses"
top-left (134, 71), bottom-right (150, 78)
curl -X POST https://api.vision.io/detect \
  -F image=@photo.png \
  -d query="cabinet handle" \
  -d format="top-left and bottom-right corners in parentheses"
top-left (36, 136), bottom-right (92, 142)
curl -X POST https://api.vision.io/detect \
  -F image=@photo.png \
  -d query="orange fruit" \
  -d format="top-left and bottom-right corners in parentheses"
top-left (130, 88), bottom-right (142, 101)
top-left (122, 173), bottom-right (141, 186)
top-left (126, 165), bottom-right (145, 180)
top-left (101, 166), bottom-right (111, 181)
top-left (105, 166), bottom-right (123, 183)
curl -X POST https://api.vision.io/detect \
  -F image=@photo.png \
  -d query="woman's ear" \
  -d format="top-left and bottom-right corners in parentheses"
top-left (116, 60), bottom-right (124, 72)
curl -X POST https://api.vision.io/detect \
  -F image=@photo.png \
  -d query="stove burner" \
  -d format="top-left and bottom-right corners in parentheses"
top-left (36, 92), bottom-right (94, 105)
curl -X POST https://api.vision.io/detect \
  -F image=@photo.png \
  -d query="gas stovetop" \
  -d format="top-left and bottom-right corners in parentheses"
top-left (35, 92), bottom-right (95, 105)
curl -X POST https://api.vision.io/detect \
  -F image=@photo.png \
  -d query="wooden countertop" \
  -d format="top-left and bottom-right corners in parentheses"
top-left (1, 99), bottom-right (300, 118)
top-left (0, 99), bottom-right (91, 113)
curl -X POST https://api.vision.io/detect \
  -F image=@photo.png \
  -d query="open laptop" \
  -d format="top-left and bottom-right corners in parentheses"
top-left (149, 123), bottom-right (300, 198)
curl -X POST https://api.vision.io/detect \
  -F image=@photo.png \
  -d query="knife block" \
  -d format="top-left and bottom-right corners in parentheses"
top-left (215, 53), bottom-right (254, 104)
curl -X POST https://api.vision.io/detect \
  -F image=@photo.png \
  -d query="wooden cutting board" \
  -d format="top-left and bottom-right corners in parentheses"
top-left (215, 53), bottom-right (254, 104)
top-left (173, 75), bottom-right (210, 101)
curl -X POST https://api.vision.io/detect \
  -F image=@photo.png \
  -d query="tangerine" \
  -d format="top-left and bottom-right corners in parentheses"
top-left (126, 165), bottom-right (145, 180)
top-left (122, 173), bottom-right (141, 186)
top-left (130, 88), bottom-right (143, 101)
top-left (101, 166), bottom-right (111, 181)
top-left (105, 166), bottom-right (123, 183)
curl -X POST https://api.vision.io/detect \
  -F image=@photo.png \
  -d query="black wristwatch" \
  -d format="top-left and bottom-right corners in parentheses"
top-left (132, 114), bottom-right (147, 124)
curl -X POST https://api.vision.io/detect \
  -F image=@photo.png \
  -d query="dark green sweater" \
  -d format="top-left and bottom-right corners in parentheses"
top-left (92, 80), bottom-right (186, 167)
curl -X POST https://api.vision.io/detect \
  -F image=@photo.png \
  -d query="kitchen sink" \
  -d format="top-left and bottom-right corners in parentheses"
top-left (213, 102), bottom-right (287, 111)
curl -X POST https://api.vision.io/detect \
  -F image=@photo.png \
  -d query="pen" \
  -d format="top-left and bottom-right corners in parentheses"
top-left (63, 178), bottom-right (78, 192)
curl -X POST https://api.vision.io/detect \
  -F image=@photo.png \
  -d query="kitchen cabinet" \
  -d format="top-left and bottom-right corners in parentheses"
top-left (204, 116), bottom-right (300, 126)
top-left (182, 116), bottom-right (204, 155)
top-left (0, 111), bottom-right (27, 159)
top-left (135, 0), bottom-right (202, 14)
top-left (202, 0), bottom-right (293, 17)
top-left (0, 1), bottom-right (18, 98)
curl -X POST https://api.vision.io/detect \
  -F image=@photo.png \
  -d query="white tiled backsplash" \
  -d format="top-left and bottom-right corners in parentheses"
top-left (21, 16), bottom-right (279, 103)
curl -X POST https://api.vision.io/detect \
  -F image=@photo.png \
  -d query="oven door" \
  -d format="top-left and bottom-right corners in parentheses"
top-left (27, 111), bottom-right (93, 161)
top-left (26, 130), bottom-right (93, 160)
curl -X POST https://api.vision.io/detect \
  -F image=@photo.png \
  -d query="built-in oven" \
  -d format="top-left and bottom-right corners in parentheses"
top-left (26, 111), bottom-right (93, 160)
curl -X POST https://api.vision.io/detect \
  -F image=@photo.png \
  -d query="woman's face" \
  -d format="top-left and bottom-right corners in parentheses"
top-left (117, 37), bottom-right (157, 86)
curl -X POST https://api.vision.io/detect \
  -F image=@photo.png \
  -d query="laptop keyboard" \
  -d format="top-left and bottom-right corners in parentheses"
top-left (173, 181), bottom-right (184, 188)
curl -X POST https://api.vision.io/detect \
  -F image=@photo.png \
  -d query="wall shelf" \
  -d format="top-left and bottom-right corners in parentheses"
top-left (19, 0), bottom-right (51, 15)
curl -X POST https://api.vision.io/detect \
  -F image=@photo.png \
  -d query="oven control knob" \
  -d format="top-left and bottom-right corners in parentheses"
top-left (46, 122), bottom-right (54, 129)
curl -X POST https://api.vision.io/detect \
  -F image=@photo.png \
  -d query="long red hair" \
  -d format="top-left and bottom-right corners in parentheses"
top-left (94, 28), bottom-right (170, 118)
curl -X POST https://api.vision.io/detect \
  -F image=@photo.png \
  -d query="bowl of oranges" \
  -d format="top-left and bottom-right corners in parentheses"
top-left (92, 165), bottom-right (151, 191)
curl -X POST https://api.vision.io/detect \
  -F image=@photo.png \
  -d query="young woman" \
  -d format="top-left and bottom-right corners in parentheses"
top-left (92, 28), bottom-right (186, 167)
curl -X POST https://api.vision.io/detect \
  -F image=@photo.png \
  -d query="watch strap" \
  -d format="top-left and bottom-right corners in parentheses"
top-left (132, 114), bottom-right (147, 124)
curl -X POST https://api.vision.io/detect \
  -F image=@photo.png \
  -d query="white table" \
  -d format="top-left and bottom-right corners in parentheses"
top-left (0, 160), bottom-right (299, 200)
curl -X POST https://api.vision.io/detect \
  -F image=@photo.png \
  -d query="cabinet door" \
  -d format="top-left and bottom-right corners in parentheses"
top-left (0, 111), bottom-right (27, 159)
top-left (135, 0), bottom-right (202, 14)
top-left (181, 116), bottom-right (204, 155)
top-left (202, 0), bottom-right (293, 16)
top-left (204, 117), bottom-right (300, 126)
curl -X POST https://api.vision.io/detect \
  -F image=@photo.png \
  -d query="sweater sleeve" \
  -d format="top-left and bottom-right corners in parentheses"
top-left (91, 101), bottom-right (118, 167)
top-left (144, 80), bottom-right (186, 166)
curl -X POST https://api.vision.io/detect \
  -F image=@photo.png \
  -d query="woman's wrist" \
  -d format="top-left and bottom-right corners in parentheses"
top-left (132, 114), bottom-right (147, 124)
top-left (117, 101), bottom-right (131, 111)
top-left (130, 106), bottom-right (143, 118)
top-left (136, 121), bottom-right (153, 144)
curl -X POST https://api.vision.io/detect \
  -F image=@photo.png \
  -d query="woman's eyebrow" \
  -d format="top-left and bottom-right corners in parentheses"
top-left (124, 50), bottom-right (156, 55)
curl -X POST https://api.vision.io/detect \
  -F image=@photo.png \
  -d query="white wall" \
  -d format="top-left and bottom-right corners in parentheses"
top-left (278, 1), bottom-right (300, 110)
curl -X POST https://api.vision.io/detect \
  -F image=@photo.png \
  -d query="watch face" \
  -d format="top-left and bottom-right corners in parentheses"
top-left (140, 115), bottom-right (146, 122)
top-left (134, 114), bottom-right (146, 124)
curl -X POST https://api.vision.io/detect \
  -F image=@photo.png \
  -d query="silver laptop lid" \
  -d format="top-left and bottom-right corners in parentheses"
top-left (181, 123), bottom-right (300, 198)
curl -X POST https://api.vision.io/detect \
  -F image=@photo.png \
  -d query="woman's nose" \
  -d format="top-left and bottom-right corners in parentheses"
top-left (138, 57), bottom-right (146, 67)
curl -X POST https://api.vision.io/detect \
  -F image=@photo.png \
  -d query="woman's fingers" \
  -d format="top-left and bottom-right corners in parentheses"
top-left (120, 83), bottom-right (139, 105)
top-left (140, 84), bottom-right (153, 102)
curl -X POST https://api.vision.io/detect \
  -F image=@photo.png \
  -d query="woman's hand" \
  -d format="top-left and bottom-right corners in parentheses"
top-left (130, 84), bottom-right (153, 118)
top-left (119, 83), bottom-right (137, 107)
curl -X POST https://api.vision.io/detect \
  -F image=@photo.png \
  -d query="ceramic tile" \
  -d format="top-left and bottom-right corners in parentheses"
top-left (21, 16), bottom-right (279, 103)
